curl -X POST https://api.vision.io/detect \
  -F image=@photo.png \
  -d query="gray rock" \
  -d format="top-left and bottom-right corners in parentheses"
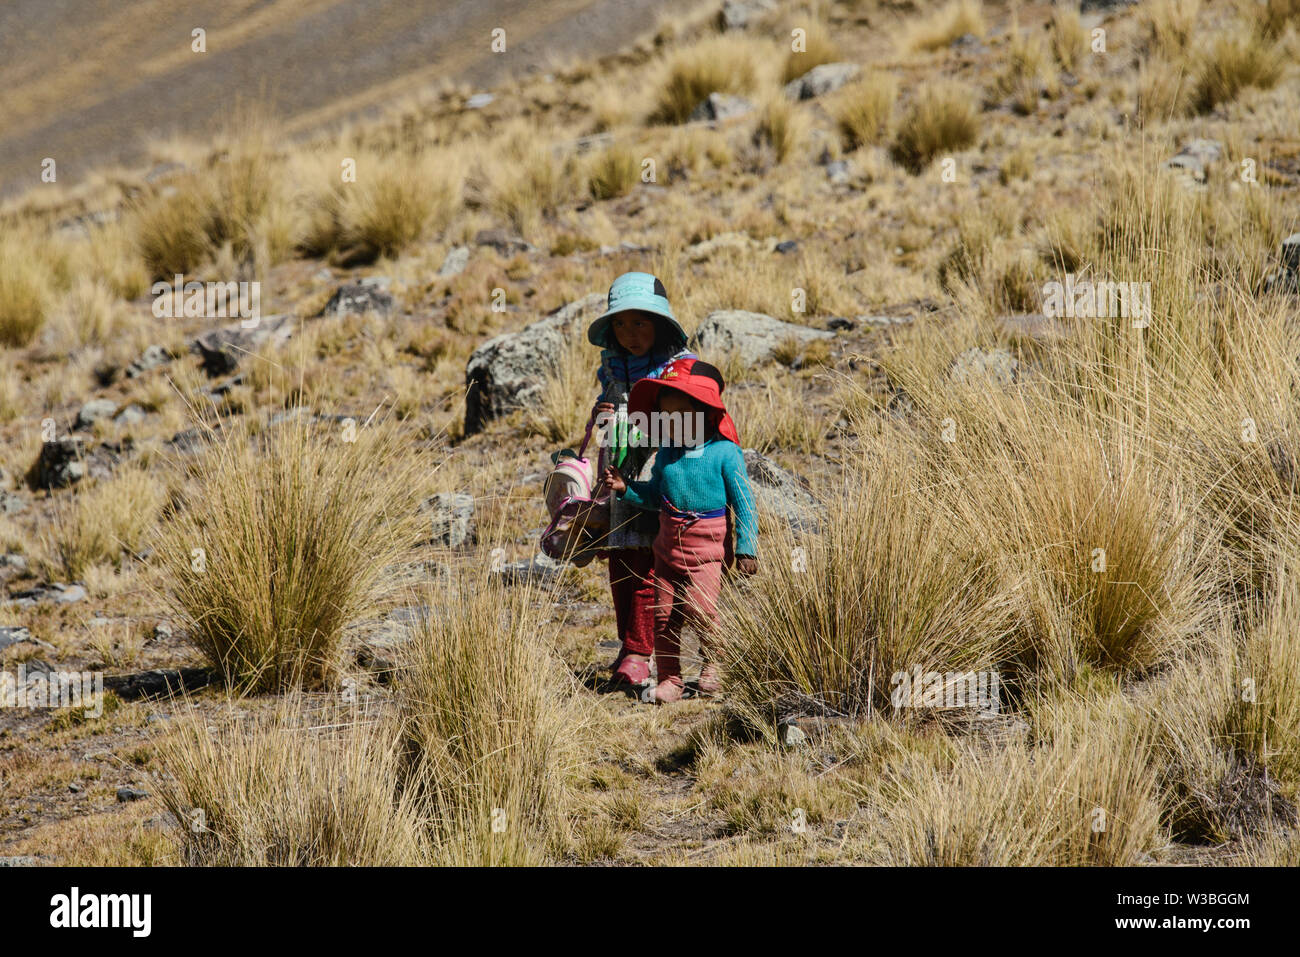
top-left (720, 0), bottom-right (777, 30)
top-left (464, 293), bottom-right (606, 434)
top-left (152, 622), bottom-right (174, 641)
top-left (498, 553), bottom-right (564, 586)
top-left (125, 344), bottom-right (171, 378)
top-left (949, 347), bottom-right (1019, 387)
top-left (318, 282), bottom-right (394, 318)
top-left (75, 398), bottom-right (117, 430)
top-left (166, 427), bottom-right (212, 456)
top-left (0, 491), bottom-right (24, 516)
top-left (34, 437), bottom-right (86, 488)
top-left (826, 160), bottom-right (851, 184)
top-left (0, 625), bottom-right (34, 650)
top-left (569, 132), bottom-right (615, 155)
top-left (779, 722), bottom-right (808, 748)
top-left (0, 553), bottom-right (27, 572)
top-left (474, 229), bottom-right (537, 256)
top-left (466, 92), bottom-right (495, 109)
top-left (743, 449), bottom-right (821, 532)
top-left (775, 240), bottom-right (799, 255)
top-left (1163, 138), bottom-right (1223, 184)
top-left (437, 245), bottom-right (471, 278)
top-left (192, 314), bottom-right (294, 376)
top-left (689, 92), bottom-right (755, 122)
top-left (691, 309), bottom-right (834, 367)
top-left (1081, 0), bottom-right (1140, 11)
top-left (422, 492), bottom-right (476, 547)
top-left (0, 857), bottom-right (41, 867)
top-left (116, 786), bottom-right (149, 803)
top-left (113, 405), bottom-right (146, 427)
top-left (784, 62), bottom-right (860, 101)
top-left (7, 583), bottom-right (87, 608)
top-left (34, 436), bottom-right (127, 489)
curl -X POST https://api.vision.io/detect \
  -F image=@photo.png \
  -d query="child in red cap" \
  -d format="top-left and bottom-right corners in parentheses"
top-left (603, 358), bottom-right (759, 703)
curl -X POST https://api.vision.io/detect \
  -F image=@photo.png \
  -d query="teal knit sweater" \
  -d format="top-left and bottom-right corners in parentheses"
top-left (618, 439), bottom-right (759, 556)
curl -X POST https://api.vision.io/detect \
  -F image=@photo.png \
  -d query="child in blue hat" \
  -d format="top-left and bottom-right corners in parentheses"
top-left (588, 272), bottom-right (695, 689)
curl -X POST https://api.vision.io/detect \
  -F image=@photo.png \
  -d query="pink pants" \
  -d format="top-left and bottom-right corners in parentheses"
top-left (652, 512), bottom-right (730, 683)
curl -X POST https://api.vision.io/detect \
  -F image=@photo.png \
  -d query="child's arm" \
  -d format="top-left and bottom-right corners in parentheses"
top-left (604, 460), bottom-right (660, 510)
top-left (721, 443), bottom-right (759, 557)
top-left (619, 470), bottom-right (660, 510)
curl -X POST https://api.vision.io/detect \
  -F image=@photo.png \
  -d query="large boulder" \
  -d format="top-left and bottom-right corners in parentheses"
top-left (691, 310), bottom-right (833, 366)
top-left (784, 63), bottom-right (860, 101)
top-left (464, 293), bottom-right (605, 435)
top-left (742, 450), bottom-right (821, 532)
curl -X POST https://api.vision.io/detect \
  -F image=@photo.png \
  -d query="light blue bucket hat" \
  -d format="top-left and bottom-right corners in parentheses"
top-left (586, 271), bottom-right (688, 348)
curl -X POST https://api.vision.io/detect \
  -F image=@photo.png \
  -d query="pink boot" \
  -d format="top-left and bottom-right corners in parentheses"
top-left (611, 653), bottom-right (652, 688)
top-left (642, 675), bottom-right (684, 705)
top-left (698, 662), bottom-right (721, 696)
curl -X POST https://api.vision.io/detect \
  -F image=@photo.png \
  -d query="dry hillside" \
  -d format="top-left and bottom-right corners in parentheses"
top-left (1, 0), bottom-right (1299, 866)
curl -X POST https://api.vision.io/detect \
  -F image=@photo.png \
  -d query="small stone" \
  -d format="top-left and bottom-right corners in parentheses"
top-left (152, 622), bottom-right (174, 641)
top-left (0, 857), bottom-right (41, 867)
top-left (0, 626), bottom-right (34, 650)
top-left (75, 398), bottom-right (117, 430)
top-left (774, 240), bottom-right (799, 254)
top-left (125, 344), bottom-right (171, 378)
top-left (466, 92), bottom-right (495, 109)
top-left (113, 405), bottom-right (146, 427)
top-left (784, 62), bottom-right (860, 101)
top-left (422, 492), bottom-right (476, 547)
top-left (779, 723), bottom-right (808, 748)
top-left (318, 282), bottom-right (394, 318)
top-left (116, 786), bottom-right (149, 803)
top-left (720, 0), bottom-right (777, 30)
top-left (68, 783), bottom-right (82, 793)
top-left (0, 493), bottom-right (24, 516)
top-left (826, 160), bottom-right (850, 184)
top-left (438, 245), bottom-right (470, 278)
top-left (826, 316), bottom-right (855, 331)
top-left (689, 92), bottom-right (755, 122)
top-left (0, 553), bottom-right (27, 572)
top-left (473, 229), bottom-right (537, 256)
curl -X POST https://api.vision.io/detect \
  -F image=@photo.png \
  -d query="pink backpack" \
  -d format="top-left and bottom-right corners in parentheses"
top-left (540, 418), bottom-right (610, 566)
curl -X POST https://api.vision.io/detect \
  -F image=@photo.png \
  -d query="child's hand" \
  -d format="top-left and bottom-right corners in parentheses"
top-left (735, 555), bottom-right (759, 577)
top-left (603, 466), bottom-right (626, 493)
top-left (594, 401), bottom-right (615, 417)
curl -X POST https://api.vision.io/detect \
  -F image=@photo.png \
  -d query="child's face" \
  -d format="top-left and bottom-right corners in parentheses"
top-left (611, 312), bottom-right (657, 357)
top-left (657, 389), bottom-right (697, 444)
